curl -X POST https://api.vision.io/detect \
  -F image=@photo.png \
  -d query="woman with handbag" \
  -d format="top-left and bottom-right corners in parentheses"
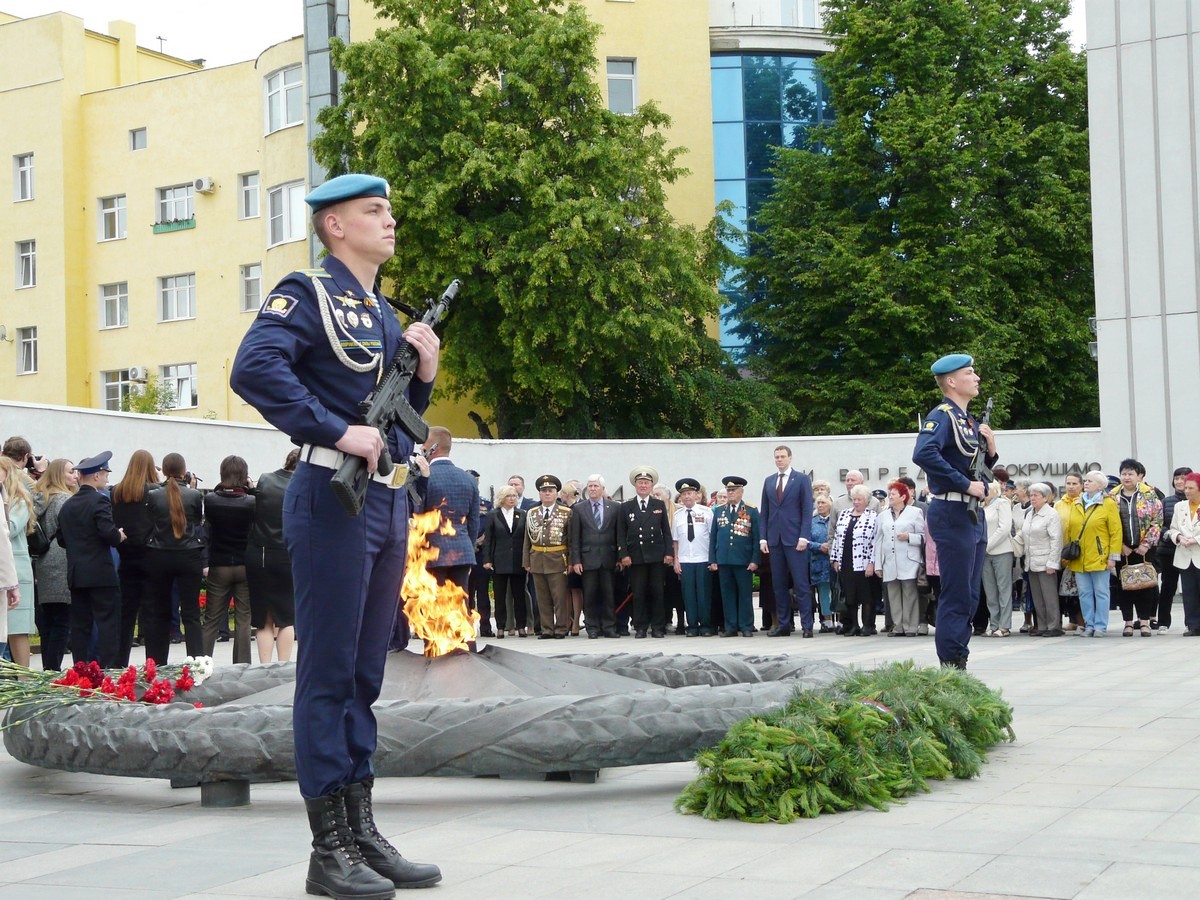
top-left (830, 485), bottom-right (878, 636)
top-left (1066, 470), bottom-right (1122, 636)
top-left (1166, 472), bottom-right (1200, 635)
top-left (1023, 483), bottom-right (1064, 636)
top-left (1055, 473), bottom-right (1086, 631)
top-left (1109, 459), bottom-right (1164, 637)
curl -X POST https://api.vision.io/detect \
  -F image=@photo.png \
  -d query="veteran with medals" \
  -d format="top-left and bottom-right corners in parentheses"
top-left (522, 474), bottom-right (574, 638)
top-left (912, 353), bottom-right (998, 671)
top-left (617, 466), bottom-right (674, 638)
top-left (708, 476), bottom-right (761, 637)
top-left (231, 174), bottom-right (441, 896)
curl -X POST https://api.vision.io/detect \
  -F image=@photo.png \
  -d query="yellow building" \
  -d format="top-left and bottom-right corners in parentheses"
top-left (0, 3), bottom-right (823, 434)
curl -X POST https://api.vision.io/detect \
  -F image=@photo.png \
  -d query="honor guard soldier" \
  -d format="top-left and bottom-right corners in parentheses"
top-left (230, 174), bottom-right (442, 896)
top-left (912, 353), bottom-right (998, 671)
top-left (708, 476), bottom-right (761, 637)
top-left (522, 474), bottom-right (574, 638)
top-left (618, 466), bottom-right (674, 638)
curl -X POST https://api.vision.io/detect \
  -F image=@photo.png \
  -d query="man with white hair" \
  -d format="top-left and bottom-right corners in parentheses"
top-left (569, 475), bottom-right (621, 638)
top-left (832, 470), bottom-right (881, 517)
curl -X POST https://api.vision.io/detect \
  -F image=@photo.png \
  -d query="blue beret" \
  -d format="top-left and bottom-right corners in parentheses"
top-left (930, 353), bottom-right (973, 376)
top-left (76, 450), bottom-right (113, 475)
top-left (304, 174), bottom-right (390, 212)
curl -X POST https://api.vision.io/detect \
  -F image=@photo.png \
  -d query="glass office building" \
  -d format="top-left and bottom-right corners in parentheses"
top-left (711, 53), bottom-right (832, 354)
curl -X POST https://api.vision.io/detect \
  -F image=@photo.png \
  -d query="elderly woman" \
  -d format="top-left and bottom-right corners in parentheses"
top-left (1157, 467), bottom-right (1194, 631)
top-left (874, 480), bottom-right (924, 637)
top-left (983, 482), bottom-right (1018, 636)
top-left (1023, 483), bottom-right (1064, 636)
top-left (1166, 472), bottom-right (1200, 635)
top-left (481, 485), bottom-right (528, 637)
top-left (1066, 470), bottom-right (1122, 636)
top-left (810, 494), bottom-right (834, 632)
top-left (1110, 458), bottom-right (1164, 637)
top-left (830, 484), bottom-right (878, 636)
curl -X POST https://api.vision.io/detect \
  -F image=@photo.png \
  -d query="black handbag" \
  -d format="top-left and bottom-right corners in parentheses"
top-left (27, 517), bottom-right (52, 557)
top-left (1061, 505), bottom-right (1099, 562)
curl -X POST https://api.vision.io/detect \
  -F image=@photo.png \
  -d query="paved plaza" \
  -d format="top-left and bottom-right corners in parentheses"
top-left (2, 612), bottom-right (1199, 899)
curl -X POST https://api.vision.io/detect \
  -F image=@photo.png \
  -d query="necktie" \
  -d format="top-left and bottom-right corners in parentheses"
top-left (777, 473), bottom-right (785, 502)
top-left (543, 508), bottom-right (550, 524)
top-left (687, 510), bottom-right (694, 542)
top-left (593, 501), bottom-right (602, 527)
top-left (640, 500), bottom-right (646, 513)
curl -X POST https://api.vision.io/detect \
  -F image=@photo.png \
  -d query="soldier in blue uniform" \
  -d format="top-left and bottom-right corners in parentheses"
top-left (708, 476), bottom-right (761, 637)
top-left (230, 174), bottom-right (442, 897)
top-left (912, 354), bottom-right (998, 670)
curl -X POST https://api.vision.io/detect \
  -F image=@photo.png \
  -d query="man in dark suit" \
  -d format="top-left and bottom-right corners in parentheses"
top-left (760, 445), bottom-right (816, 637)
top-left (617, 466), bottom-right (674, 638)
top-left (56, 451), bottom-right (126, 667)
top-left (419, 427), bottom-right (480, 596)
top-left (467, 473), bottom-right (495, 636)
top-left (507, 474), bottom-right (537, 511)
top-left (570, 474), bottom-right (621, 638)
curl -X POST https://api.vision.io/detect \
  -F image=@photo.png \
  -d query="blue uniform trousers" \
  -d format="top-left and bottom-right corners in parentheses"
top-left (928, 498), bottom-right (986, 663)
top-left (285, 462), bottom-right (409, 799)
top-left (719, 565), bottom-right (754, 633)
top-left (769, 544), bottom-right (813, 630)
top-left (679, 562), bottom-right (711, 633)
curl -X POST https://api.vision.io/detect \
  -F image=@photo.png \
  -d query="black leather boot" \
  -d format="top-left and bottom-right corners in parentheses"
top-left (305, 790), bottom-right (397, 899)
top-left (344, 778), bottom-right (442, 889)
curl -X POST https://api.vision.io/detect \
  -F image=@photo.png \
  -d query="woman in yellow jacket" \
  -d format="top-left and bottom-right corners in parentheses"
top-left (1065, 470), bottom-right (1123, 636)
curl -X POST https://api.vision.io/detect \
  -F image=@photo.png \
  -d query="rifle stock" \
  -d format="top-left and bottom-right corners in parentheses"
top-left (966, 397), bottom-right (995, 526)
top-left (330, 280), bottom-right (460, 516)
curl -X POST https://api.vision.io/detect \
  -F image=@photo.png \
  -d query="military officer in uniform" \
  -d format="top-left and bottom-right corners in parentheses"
top-left (230, 174), bottom-right (442, 897)
top-left (912, 353), bottom-right (998, 671)
top-left (522, 474), bottom-right (573, 638)
top-left (617, 466), bottom-right (674, 638)
top-left (708, 476), bottom-right (761, 637)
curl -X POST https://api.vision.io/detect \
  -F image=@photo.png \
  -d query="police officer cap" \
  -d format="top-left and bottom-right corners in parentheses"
top-left (930, 353), bottom-right (973, 375)
top-left (630, 466), bottom-right (659, 485)
top-left (76, 450), bottom-right (113, 475)
top-left (675, 477), bottom-right (701, 493)
top-left (304, 174), bottom-right (391, 213)
top-left (871, 488), bottom-right (887, 501)
top-left (536, 474), bottom-right (562, 492)
top-left (722, 475), bottom-right (748, 489)
top-left (466, 469), bottom-right (480, 479)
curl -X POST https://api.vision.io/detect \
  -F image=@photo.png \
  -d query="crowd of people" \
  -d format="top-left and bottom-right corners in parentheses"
top-left (0, 435), bottom-right (298, 670)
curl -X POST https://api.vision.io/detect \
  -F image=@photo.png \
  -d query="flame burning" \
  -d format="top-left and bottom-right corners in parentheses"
top-left (401, 509), bottom-right (480, 657)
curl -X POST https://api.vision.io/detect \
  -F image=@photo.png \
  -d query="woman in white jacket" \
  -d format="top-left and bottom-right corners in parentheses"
top-left (1022, 483), bottom-right (1064, 636)
top-left (1166, 472), bottom-right (1200, 635)
top-left (874, 481), bottom-right (924, 637)
top-left (983, 482), bottom-right (1018, 636)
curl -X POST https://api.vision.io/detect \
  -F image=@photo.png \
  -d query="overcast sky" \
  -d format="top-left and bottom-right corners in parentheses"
top-left (3, 0), bottom-right (1086, 66)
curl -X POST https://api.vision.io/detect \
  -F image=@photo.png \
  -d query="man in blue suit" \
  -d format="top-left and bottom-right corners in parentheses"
top-left (760, 445), bottom-right (816, 637)
top-left (420, 426), bottom-right (481, 595)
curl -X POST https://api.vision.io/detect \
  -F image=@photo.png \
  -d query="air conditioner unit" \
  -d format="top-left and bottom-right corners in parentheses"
top-left (128, 366), bottom-right (148, 382)
top-left (194, 176), bottom-right (216, 194)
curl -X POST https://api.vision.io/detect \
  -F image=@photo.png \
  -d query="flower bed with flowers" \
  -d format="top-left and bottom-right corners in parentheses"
top-left (0, 657), bottom-right (215, 729)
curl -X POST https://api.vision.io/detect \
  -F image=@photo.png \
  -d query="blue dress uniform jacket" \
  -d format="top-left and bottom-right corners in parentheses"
top-left (56, 484), bottom-right (124, 667)
top-left (913, 396), bottom-right (998, 666)
top-left (229, 255), bottom-right (433, 800)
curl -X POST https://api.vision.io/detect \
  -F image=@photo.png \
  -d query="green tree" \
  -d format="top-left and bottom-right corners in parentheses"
top-left (120, 375), bottom-right (176, 415)
top-left (740, 0), bottom-right (1096, 434)
top-left (313, 0), bottom-right (793, 438)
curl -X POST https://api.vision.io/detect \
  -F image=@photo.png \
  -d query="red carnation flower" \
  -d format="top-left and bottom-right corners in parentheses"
top-left (143, 658), bottom-right (158, 682)
top-left (174, 666), bottom-right (195, 692)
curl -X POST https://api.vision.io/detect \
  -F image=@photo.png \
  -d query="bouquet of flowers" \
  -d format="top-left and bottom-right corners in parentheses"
top-left (0, 656), bottom-right (214, 730)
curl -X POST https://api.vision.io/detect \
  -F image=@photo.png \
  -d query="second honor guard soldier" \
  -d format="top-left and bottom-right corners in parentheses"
top-left (618, 466), bottom-right (674, 638)
top-left (523, 474), bottom-right (574, 638)
top-left (912, 353), bottom-right (998, 670)
top-left (230, 174), bottom-right (442, 896)
top-left (709, 476), bottom-right (760, 637)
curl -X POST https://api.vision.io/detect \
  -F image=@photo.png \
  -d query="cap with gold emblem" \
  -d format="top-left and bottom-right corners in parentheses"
top-left (675, 477), bottom-right (701, 493)
top-left (535, 474), bottom-right (562, 492)
top-left (722, 475), bottom-right (748, 490)
top-left (629, 466), bottom-right (659, 486)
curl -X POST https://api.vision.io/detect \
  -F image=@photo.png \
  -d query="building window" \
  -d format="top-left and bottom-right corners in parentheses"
top-left (129, 128), bottom-right (147, 150)
top-left (268, 180), bottom-right (306, 245)
top-left (265, 66), bottom-right (303, 134)
top-left (15, 240), bottom-right (35, 288)
top-left (161, 363), bottom-right (198, 409)
top-left (159, 273), bottom-right (196, 321)
top-left (157, 184), bottom-right (194, 224)
top-left (102, 369), bottom-right (132, 410)
top-left (240, 263), bottom-right (262, 312)
top-left (100, 282), bottom-right (129, 329)
top-left (607, 59), bottom-right (637, 115)
top-left (99, 195), bottom-right (127, 241)
top-left (238, 172), bottom-right (260, 219)
top-left (16, 327), bottom-right (37, 374)
top-left (13, 153), bottom-right (33, 201)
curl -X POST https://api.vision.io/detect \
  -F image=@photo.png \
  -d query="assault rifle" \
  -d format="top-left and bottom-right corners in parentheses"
top-left (966, 397), bottom-right (995, 526)
top-left (330, 279), bottom-right (460, 516)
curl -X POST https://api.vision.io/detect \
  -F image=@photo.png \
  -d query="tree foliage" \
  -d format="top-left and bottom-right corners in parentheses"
top-left (739, 0), bottom-right (1096, 434)
top-left (313, 0), bottom-right (793, 438)
top-left (120, 375), bottom-right (175, 415)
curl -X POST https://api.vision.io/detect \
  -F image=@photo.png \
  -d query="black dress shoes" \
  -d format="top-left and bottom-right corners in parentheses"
top-left (767, 626), bottom-right (793, 637)
top-left (634, 630), bottom-right (647, 639)
top-left (801, 628), bottom-right (813, 638)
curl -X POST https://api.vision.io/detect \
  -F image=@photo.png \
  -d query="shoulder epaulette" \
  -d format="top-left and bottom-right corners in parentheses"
top-left (296, 268), bottom-right (332, 278)
top-left (936, 403), bottom-right (953, 413)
